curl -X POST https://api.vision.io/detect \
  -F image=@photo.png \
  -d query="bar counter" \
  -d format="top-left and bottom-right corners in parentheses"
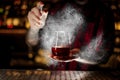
top-left (0, 69), bottom-right (120, 80)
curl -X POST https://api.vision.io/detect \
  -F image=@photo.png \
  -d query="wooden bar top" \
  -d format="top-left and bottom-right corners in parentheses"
top-left (0, 69), bottom-right (120, 80)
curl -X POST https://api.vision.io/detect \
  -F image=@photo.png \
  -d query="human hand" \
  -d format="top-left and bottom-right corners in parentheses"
top-left (51, 48), bottom-right (80, 60)
top-left (27, 1), bottom-right (48, 30)
top-left (70, 48), bottom-right (80, 57)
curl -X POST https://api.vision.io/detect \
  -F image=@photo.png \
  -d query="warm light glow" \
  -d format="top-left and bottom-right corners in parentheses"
top-left (13, 18), bottom-right (20, 26)
top-left (115, 37), bottom-right (120, 44)
top-left (28, 53), bottom-right (33, 59)
top-left (114, 48), bottom-right (120, 53)
top-left (21, 4), bottom-right (27, 10)
top-left (5, 5), bottom-right (11, 10)
top-left (115, 22), bottom-right (117, 30)
top-left (6, 18), bottom-right (13, 28)
top-left (38, 49), bottom-right (50, 56)
top-left (14, 0), bottom-right (21, 5)
top-left (111, 5), bottom-right (117, 10)
top-left (25, 20), bottom-right (30, 29)
top-left (34, 56), bottom-right (48, 65)
top-left (6, 18), bottom-right (12, 26)
top-left (115, 22), bottom-right (120, 30)
top-left (35, 56), bottom-right (43, 63)
top-left (117, 55), bottom-right (120, 62)
top-left (118, 22), bottom-right (120, 30)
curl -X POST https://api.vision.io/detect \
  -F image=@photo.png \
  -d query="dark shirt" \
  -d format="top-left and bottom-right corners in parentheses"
top-left (37, 1), bottom-right (115, 70)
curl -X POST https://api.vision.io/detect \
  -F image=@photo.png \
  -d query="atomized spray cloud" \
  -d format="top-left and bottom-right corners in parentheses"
top-left (80, 33), bottom-right (107, 63)
top-left (41, 3), bottom-right (84, 51)
top-left (39, 3), bottom-right (106, 65)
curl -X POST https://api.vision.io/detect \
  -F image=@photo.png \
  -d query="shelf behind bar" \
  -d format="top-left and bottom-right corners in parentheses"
top-left (0, 29), bottom-right (27, 34)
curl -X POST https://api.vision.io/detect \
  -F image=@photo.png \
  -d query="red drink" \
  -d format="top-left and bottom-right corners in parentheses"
top-left (52, 46), bottom-right (70, 60)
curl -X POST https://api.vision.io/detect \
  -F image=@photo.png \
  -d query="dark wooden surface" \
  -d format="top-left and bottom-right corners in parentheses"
top-left (0, 69), bottom-right (120, 80)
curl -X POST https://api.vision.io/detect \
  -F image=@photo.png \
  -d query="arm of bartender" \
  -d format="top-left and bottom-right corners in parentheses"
top-left (26, 0), bottom-right (115, 70)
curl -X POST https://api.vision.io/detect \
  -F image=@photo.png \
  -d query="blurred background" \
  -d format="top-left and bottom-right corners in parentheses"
top-left (0, 0), bottom-right (120, 69)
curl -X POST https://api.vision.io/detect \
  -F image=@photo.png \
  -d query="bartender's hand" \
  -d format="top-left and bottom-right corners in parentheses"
top-left (70, 48), bottom-right (80, 57)
top-left (27, 1), bottom-right (48, 30)
top-left (52, 48), bottom-right (80, 60)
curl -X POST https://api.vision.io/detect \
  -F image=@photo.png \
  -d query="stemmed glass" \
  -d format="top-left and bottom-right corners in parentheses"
top-left (51, 31), bottom-right (71, 60)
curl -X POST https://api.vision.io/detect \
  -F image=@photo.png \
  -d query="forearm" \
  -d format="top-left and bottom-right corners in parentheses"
top-left (26, 27), bottom-right (40, 46)
top-left (26, 2), bottom-right (48, 46)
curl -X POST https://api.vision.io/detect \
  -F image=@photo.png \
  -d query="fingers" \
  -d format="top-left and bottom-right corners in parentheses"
top-left (27, 1), bottom-right (48, 29)
top-left (31, 7), bottom-right (41, 19)
top-left (70, 48), bottom-right (80, 57)
top-left (28, 8), bottom-right (41, 28)
top-left (52, 55), bottom-right (70, 60)
top-left (70, 48), bottom-right (80, 54)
